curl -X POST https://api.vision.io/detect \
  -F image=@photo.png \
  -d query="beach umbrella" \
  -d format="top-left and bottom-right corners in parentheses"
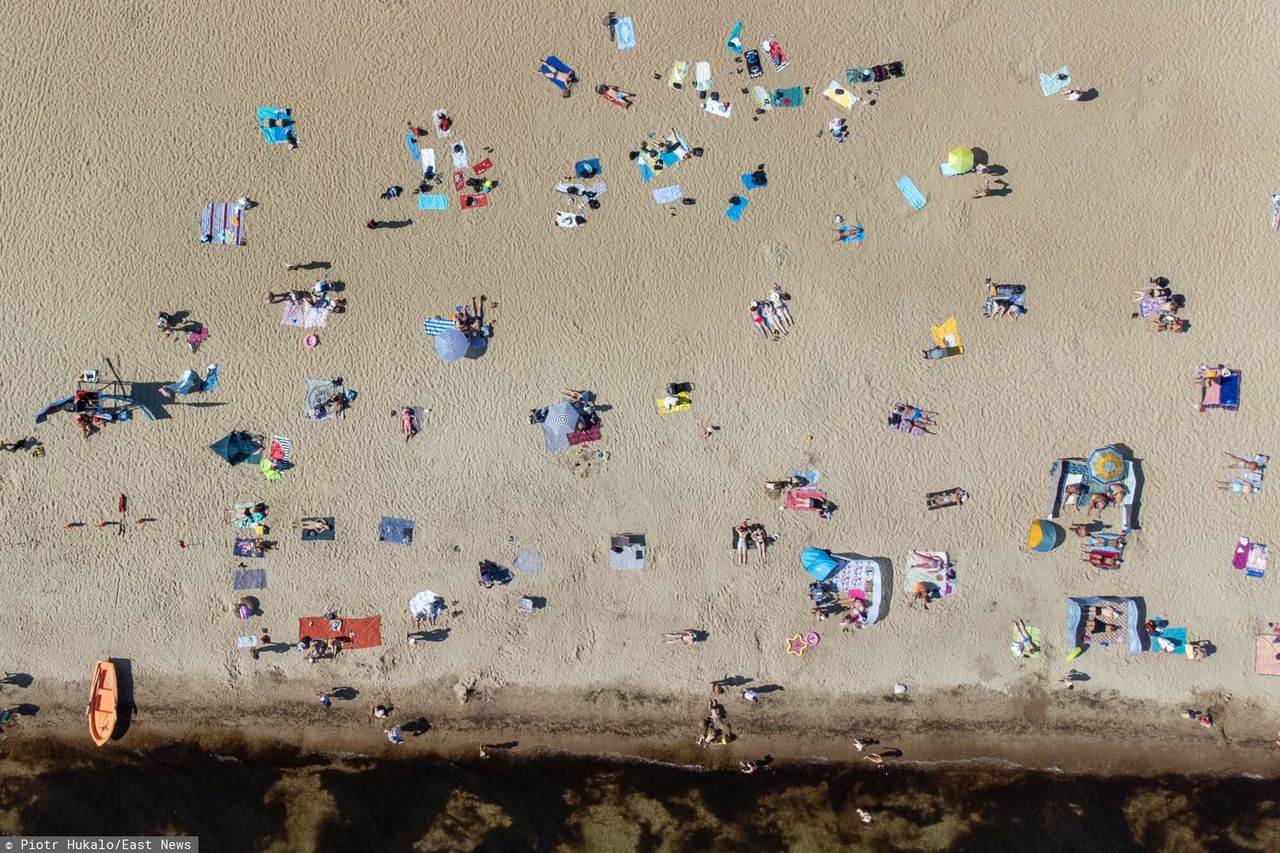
top-left (434, 328), bottom-right (469, 362)
top-left (408, 590), bottom-right (440, 617)
top-left (1028, 519), bottom-right (1060, 553)
top-left (1087, 446), bottom-right (1126, 484)
top-left (540, 400), bottom-right (579, 453)
top-left (946, 146), bottom-right (974, 173)
top-left (210, 430), bottom-right (262, 466)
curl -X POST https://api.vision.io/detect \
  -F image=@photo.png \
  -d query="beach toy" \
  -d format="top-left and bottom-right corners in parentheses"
top-left (304, 334), bottom-right (318, 349)
top-left (805, 631), bottom-right (820, 647)
top-left (1028, 519), bottom-right (1060, 552)
top-left (1067, 645), bottom-right (1084, 661)
top-left (238, 604), bottom-right (252, 620)
top-left (786, 633), bottom-right (808, 655)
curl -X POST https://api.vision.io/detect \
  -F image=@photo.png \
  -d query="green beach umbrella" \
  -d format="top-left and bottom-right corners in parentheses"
top-left (947, 146), bottom-right (974, 173)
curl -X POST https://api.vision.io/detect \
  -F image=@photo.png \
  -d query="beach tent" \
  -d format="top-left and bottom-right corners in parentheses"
top-left (210, 431), bottom-right (263, 466)
top-left (800, 547), bottom-right (840, 581)
top-left (1028, 519), bottom-right (1060, 552)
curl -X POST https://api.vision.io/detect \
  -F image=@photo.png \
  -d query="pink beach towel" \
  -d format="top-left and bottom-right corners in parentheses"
top-left (786, 489), bottom-right (827, 511)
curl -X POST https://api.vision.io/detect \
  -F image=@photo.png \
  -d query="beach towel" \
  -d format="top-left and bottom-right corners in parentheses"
top-left (256, 107), bottom-right (293, 144)
top-left (232, 567), bottom-right (267, 590)
top-left (652, 185), bottom-right (683, 204)
top-left (378, 516), bottom-right (414, 546)
top-left (741, 170), bottom-right (768, 190)
top-left (233, 538), bottom-right (264, 559)
top-left (200, 202), bottom-right (246, 246)
top-left (703, 98), bottom-right (732, 118)
top-left (298, 615), bottom-right (382, 649)
top-left (1148, 626), bottom-right (1187, 655)
top-left (1136, 297), bottom-right (1167, 318)
top-left (555, 212), bottom-right (585, 228)
top-left (1254, 635), bottom-right (1280, 675)
top-left (450, 141), bottom-right (468, 170)
top-left (930, 317), bottom-right (964, 354)
top-left (609, 533), bottom-right (646, 570)
top-left (423, 317), bottom-right (454, 336)
top-left (726, 21), bottom-right (744, 53)
top-left (420, 147), bottom-right (436, 177)
top-left (305, 378), bottom-right (345, 420)
top-left (615, 16), bottom-right (635, 49)
top-left (1233, 537), bottom-right (1267, 578)
top-left (745, 49), bottom-right (763, 78)
top-left (282, 301), bottom-right (329, 328)
top-left (667, 60), bottom-right (688, 89)
top-left (790, 469), bottom-right (820, 487)
top-left (830, 558), bottom-right (883, 623)
top-left (695, 62), bottom-right (713, 92)
top-left (847, 68), bottom-right (875, 84)
top-left (1011, 626), bottom-right (1042, 658)
top-left (751, 86), bottom-right (773, 112)
top-left (268, 436), bottom-right (291, 464)
top-left (404, 132), bottom-right (420, 161)
top-left (417, 193), bottom-right (448, 210)
top-left (575, 159), bottom-right (602, 179)
top-left (540, 55), bottom-right (576, 91)
top-left (301, 517), bottom-right (335, 541)
top-left (1040, 66), bottom-right (1071, 96)
top-left (785, 489), bottom-right (827, 511)
top-left (460, 193), bottom-right (489, 209)
top-left (513, 549), bottom-right (542, 575)
top-left (762, 36), bottom-right (788, 71)
top-left (770, 86), bottom-right (804, 107)
top-left (836, 222), bottom-right (864, 243)
top-left (236, 635), bottom-right (258, 648)
top-left (725, 195), bottom-right (748, 221)
top-left (567, 424), bottom-right (602, 446)
top-left (473, 158), bottom-right (493, 176)
top-left (823, 81), bottom-right (856, 110)
top-left (896, 176), bottom-right (927, 210)
top-left (656, 392), bottom-right (692, 413)
top-left (903, 553), bottom-right (957, 596)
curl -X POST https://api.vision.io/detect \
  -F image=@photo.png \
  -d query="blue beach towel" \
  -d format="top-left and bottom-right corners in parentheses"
top-left (423, 317), bottom-right (454, 336)
top-left (404, 132), bottom-right (421, 161)
top-left (1148, 626), bottom-right (1187, 654)
top-left (541, 55), bottom-right (575, 91)
top-left (232, 568), bottom-right (267, 590)
top-left (652, 185), bottom-right (683, 204)
top-left (379, 516), bottom-right (414, 546)
top-left (417, 193), bottom-right (448, 210)
top-left (940, 163), bottom-right (973, 177)
top-left (896, 176), bottom-right (927, 209)
top-left (726, 22), bottom-right (744, 53)
top-left (726, 196), bottom-right (748, 221)
top-left (256, 107), bottom-right (293, 144)
top-left (615, 16), bottom-right (635, 49)
top-left (741, 171), bottom-right (767, 190)
top-left (1040, 66), bottom-right (1071, 97)
top-left (575, 159), bottom-right (602, 179)
top-left (637, 161), bottom-right (655, 183)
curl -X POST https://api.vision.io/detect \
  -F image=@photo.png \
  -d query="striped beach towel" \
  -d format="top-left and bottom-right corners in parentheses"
top-left (270, 435), bottom-right (292, 462)
top-left (200, 202), bottom-right (246, 246)
top-left (423, 317), bottom-right (453, 336)
top-left (896, 177), bottom-right (927, 210)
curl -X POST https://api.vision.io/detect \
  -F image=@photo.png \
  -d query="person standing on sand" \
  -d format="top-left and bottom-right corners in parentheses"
top-left (318, 691), bottom-right (332, 708)
top-left (386, 725), bottom-right (404, 745)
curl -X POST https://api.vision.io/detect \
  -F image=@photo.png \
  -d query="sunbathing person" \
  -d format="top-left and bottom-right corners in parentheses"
top-left (909, 582), bottom-right (930, 610)
top-left (1151, 314), bottom-right (1187, 332)
top-left (760, 302), bottom-right (787, 337)
top-left (596, 84), bottom-right (635, 107)
top-left (325, 394), bottom-right (349, 417)
top-left (752, 526), bottom-right (768, 565)
top-left (1087, 493), bottom-right (1113, 516)
top-left (894, 403), bottom-right (937, 424)
top-left (1216, 480), bottom-right (1256, 495)
top-left (400, 407), bottom-right (418, 442)
top-left (265, 290), bottom-right (314, 305)
top-left (768, 289), bottom-right (794, 328)
top-left (910, 551), bottom-right (951, 571)
top-left (1011, 619), bottom-right (1038, 656)
top-left (538, 62), bottom-right (575, 96)
top-left (1224, 452), bottom-right (1265, 472)
top-left (735, 521), bottom-right (750, 565)
top-left (662, 630), bottom-right (700, 645)
top-left (1085, 551), bottom-right (1120, 569)
top-left (749, 302), bottom-right (771, 338)
top-left (292, 518), bottom-right (331, 533)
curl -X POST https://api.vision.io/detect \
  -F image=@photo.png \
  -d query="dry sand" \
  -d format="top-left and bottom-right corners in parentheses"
top-left (2, 0), bottom-right (1280, 766)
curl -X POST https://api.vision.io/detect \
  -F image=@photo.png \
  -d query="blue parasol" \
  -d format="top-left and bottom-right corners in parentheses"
top-left (434, 328), bottom-right (469, 362)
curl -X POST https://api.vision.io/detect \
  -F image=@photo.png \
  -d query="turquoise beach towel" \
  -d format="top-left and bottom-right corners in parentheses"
top-left (404, 132), bottom-right (420, 160)
top-left (615, 16), bottom-right (635, 49)
top-left (1148, 626), bottom-right (1187, 654)
top-left (896, 176), bottom-right (927, 209)
top-left (638, 160), bottom-right (654, 183)
top-left (726, 22), bottom-right (744, 53)
top-left (417, 193), bottom-right (448, 210)
top-left (1040, 66), bottom-right (1071, 96)
top-left (726, 196), bottom-right (748, 221)
top-left (423, 317), bottom-right (453, 336)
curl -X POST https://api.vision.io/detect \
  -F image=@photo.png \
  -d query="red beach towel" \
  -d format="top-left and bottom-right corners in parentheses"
top-left (298, 615), bottom-right (382, 648)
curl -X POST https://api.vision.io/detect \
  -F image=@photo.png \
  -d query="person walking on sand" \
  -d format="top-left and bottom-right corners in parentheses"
top-left (372, 704), bottom-right (391, 720)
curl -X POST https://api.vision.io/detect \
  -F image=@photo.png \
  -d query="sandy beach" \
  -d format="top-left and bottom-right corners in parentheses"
top-left (3, 0), bottom-right (1280, 794)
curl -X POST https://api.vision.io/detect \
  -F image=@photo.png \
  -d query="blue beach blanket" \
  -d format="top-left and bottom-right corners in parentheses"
top-left (896, 176), bottom-right (927, 209)
top-left (417, 193), bottom-right (448, 210)
top-left (405, 132), bottom-right (421, 160)
top-left (1040, 66), bottom-right (1071, 96)
top-left (423, 317), bottom-right (454, 336)
top-left (741, 171), bottom-right (767, 190)
top-left (379, 516), bottom-right (414, 546)
top-left (615, 16), bottom-right (635, 49)
top-left (575, 159), bottom-right (602, 179)
top-left (726, 196), bottom-right (748, 221)
top-left (637, 160), bottom-right (655, 183)
top-left (541, 55), bottom-right (575, 91)
top-left (256, 107), bottom-right (293, 144)
top-left (726, 22), bottom-right (744, 53)
top-left (1148, 625), bottom-right (1187, 654)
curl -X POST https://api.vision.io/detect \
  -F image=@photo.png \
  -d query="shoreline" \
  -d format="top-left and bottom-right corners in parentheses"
top-left (7, 678), bottom-right (1277, 778)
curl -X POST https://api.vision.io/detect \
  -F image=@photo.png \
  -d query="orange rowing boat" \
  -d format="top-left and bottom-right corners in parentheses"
top-left (88, 660), bottom-right (118, 747)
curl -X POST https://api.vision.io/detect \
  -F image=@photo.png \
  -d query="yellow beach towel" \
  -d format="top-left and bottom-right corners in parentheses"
top-left (930, 317), bottom-right (963, 354)
top-left (656, 392), bottom-right (692, 413)
top-left (823, 80), bottom-right (856, 110)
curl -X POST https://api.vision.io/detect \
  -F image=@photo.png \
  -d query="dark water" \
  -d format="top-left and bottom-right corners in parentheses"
top-left (1, 744), bottom-right (1278, 852)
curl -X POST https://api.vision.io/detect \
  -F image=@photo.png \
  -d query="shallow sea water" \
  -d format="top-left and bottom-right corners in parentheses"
top-left (1, 745), bottom-right (1279, 852)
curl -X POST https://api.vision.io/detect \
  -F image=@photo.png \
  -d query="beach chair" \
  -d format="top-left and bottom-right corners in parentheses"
top-left (925, 488), bottom-right (968, 510)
